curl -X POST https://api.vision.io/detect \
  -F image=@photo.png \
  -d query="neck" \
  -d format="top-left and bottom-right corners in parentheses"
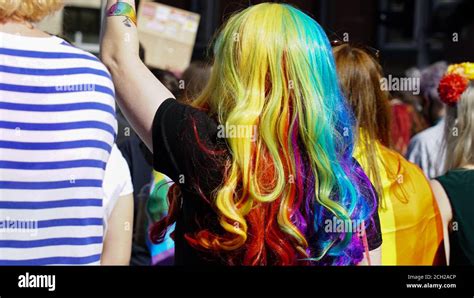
top-left (0, 21), bottom-right (49, 38)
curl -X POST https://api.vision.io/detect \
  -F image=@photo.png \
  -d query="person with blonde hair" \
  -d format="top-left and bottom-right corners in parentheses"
top-left (0, 0), bottom-right (63, 24)
top-left (0, 0), bottom-right (129, 265)
top-left (333, 43), bottom-right (444, 265)
top-left (431, 63), bottom-right (474, 265)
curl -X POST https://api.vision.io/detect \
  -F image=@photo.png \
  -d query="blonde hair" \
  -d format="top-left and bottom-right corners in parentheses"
top-left (0, 0), bottom-right (63, 23)
top-left (445, 84), bottom-right (474, 170)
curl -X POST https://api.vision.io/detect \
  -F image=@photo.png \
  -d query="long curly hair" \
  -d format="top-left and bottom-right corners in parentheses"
top-left (152, 3), bottom-right (376, 266)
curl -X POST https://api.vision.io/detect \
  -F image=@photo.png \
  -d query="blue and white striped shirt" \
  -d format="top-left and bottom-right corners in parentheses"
top-left (0, 32), bottom-right (117, 265)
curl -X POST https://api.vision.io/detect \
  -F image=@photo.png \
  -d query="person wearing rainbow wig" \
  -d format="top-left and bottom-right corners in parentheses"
top-left (431, 63), bottom-right (474, 265)
top-left (101, 1), bottom-right (382, 265)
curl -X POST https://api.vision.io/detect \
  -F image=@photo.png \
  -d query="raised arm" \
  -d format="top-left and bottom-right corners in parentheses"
top-left (100, 0), bottom-right (175, 151)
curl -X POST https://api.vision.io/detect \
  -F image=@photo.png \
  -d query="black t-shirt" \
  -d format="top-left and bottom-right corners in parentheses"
top-left (152, 98), bottom-right (382, 265)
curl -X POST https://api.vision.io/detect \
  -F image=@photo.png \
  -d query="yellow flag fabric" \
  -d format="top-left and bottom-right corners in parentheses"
top-left (354, 134), bottom-right (444, 265)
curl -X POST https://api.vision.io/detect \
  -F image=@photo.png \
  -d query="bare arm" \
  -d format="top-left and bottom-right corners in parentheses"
top-left (101, 193), bottom-right (134, 265)
top-left (100, 0), bottom-right (175, 151)
top-left (358, 246), bottom-right (382, 266)
top-left (430, 180), bottom-right (453, 265)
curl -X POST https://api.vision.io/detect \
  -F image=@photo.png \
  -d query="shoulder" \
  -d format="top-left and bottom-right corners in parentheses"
top-left (154, 99), bottom-right (219, 140)
top-left (412, 121), bottom-right (441, 141)
top-left (409, 128), bottom-right (432, 147)
top-left (412, 121), bottom-right (445, 144)
top-left (399, 154), bottom-right (433, 195)
top-left (53, 40), bottom-right (117, 110)
top-left (407, 124), bottom-right (444, 158)
top-left (430, 179), bottom-right (453, 222)
top-left (55, 38), bottom-right (107, 63)
top-left (51, 38), bottom-right (114, 83)
top-left (377, 144), bottom-right (406, 173)
top-left (436, 171), bottom-right (460, 186)
top-left (437, 169), bottom-right (474, 186)
top-left (152, 99), bottom-right (224, 185)
top-left (397, 151), bottom-right (428, 179)
top-left (380, 145), bottom-right (432, 193)
top-left (388, 145), bottom-right (427, 180)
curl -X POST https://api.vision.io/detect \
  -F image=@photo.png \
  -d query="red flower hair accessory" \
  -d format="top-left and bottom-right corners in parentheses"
top-left (437, 73), bottom-right (469, 106)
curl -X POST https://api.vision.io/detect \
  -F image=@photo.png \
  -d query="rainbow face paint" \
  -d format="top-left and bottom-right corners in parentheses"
top-left (107, 1), bottom-right (137, 26)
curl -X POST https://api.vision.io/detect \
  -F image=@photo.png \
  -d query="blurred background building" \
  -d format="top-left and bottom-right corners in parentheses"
top-left (38, 0), bottom-right (474, 75)
top-left (38, 0), bottom-right (102, 53)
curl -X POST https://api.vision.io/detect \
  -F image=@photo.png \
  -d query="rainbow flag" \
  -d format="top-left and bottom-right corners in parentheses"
top-left (146, 171), bottom-right (175, 265)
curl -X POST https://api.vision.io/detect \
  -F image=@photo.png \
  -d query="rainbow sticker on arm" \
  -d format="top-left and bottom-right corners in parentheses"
top-left (107, 1), bottom-right (137, 27)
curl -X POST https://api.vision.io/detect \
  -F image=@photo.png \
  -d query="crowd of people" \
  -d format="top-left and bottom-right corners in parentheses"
top-left (0, 0), bottom-right (473, 266)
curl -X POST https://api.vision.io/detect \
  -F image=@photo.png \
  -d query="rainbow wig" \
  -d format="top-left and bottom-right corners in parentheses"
top-left (153, 3), bottom-right (377, 265)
